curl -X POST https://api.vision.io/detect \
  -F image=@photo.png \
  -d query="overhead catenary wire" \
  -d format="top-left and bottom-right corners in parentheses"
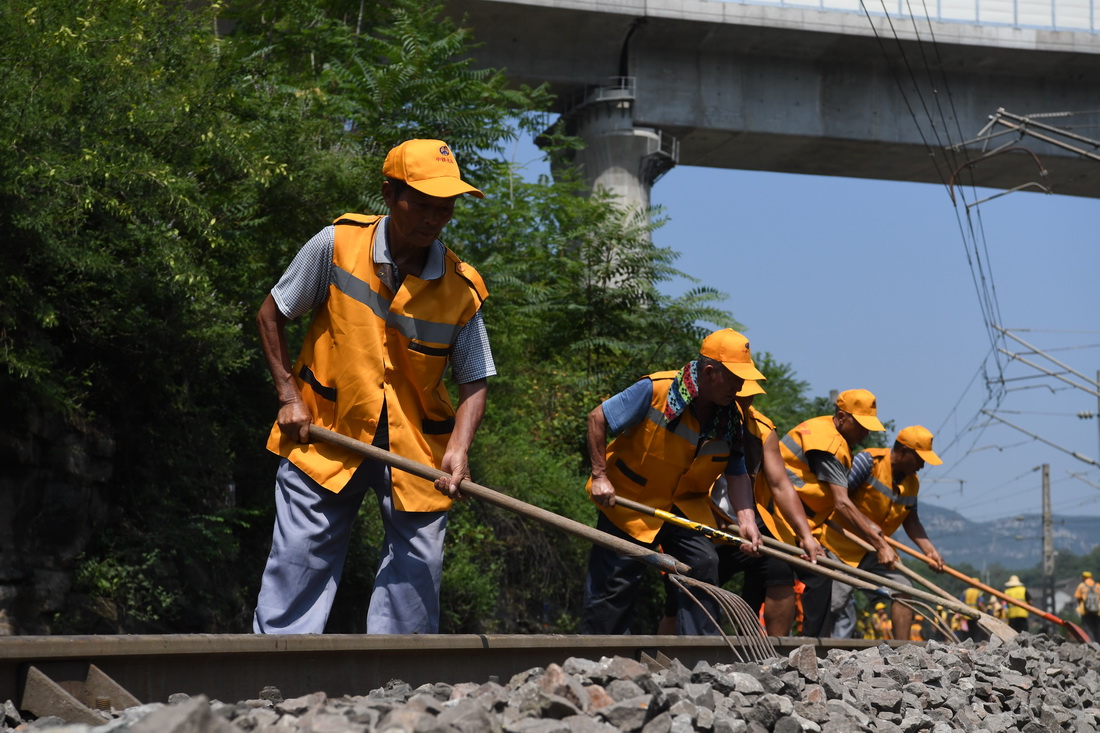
top-left (981, 410), bottom-right (1100, 468)
top-left (858, 0), bottom-right (1010, 381)
top-left (1009, 328), bottom-right (1100, 335)
top-left (933, 348), bottom-right (1010, 467)
top-left (997, 326), bottom-right (1100, 397)
top-left (856, 0), bottom-right (1098, 523)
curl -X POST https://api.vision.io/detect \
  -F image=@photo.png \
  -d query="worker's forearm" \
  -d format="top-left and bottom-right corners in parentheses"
top-left (447, 380), bottom-right (487, 454)
top-left (257, 294), bottom-right (301, 405)
top-left (770, 482), bottom-right (816, 539)
top-left (726, 472), bottom-right (755, 514)
top-left (913, 536), bottom-right (937, 557)
top-left (587, 406), bottom-right (609, 477)
top-left (833, 494), bottom-right (888, 549)
top-left (762, 436), bottom-right (815, 538)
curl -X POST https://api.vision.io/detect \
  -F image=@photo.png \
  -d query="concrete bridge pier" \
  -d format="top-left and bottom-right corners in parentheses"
top-left (556, 78), bottom-right (678, 214)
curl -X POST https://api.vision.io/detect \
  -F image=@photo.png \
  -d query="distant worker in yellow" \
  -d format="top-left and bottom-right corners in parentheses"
top-left (909, 614), bottom-right (925, 642)
top-left (757, 389), bottom-right (890, 636)
top-left (820, 425), bottom-right (945, 638)
top-left (1003, 575), bottom-right (1031, 633)
top-left (870, 601), bottom-right (892, 639)
top-left (1075, 571), bottom-right (1100, 642)
top-left (960, 587), bottom-right (986, 641)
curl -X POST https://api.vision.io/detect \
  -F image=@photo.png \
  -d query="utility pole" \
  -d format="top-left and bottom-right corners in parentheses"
top-left (1042, 464), bottom-right (1054, 614)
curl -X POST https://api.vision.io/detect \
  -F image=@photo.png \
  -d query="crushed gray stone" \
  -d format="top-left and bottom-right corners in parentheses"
top-left (3, 634), bottom-right (1099, 732)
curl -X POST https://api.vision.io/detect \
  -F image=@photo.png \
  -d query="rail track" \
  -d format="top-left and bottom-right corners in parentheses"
top-left (0, 633), bottom-right (916, 724)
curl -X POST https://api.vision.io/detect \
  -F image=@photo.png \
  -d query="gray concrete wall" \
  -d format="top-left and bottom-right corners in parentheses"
top-left (449, 0), bottom-right (1100, 198)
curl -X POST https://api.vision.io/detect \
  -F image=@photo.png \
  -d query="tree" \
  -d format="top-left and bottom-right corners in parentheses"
top-left (1, 0), bottom-right (349, 631)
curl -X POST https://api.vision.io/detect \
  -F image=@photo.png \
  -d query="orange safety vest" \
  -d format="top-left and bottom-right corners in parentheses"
top-left (758, 415), bottom-right (852, 545)
top-left (821, 448), bottom-right (919, 566)
top-left (266, 213), bottom-right (488, 512)
top-left (591, 372), bottom-right (735, 543)
top-left (1004, 585), bottom-right (1029, 619)
top-left (742, 408), bottom-right (790, 527)
top-left (741, 405), bottom-right (775, 479)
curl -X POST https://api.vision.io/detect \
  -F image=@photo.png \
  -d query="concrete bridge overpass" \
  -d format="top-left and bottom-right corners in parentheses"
top-left (447, 0), bottom-right (1100, 209)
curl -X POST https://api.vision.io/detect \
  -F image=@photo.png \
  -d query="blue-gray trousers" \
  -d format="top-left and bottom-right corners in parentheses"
top-left (253, 458), bottom-right (447, 634)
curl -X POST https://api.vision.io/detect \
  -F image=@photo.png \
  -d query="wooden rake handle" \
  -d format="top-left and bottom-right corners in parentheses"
top-left (884, 534), bottom-right (1092, 642)
top-left (824, 520), bottom-right (956, 603)
top-left (307, 425), bottom-right (692, 575)
top-left (612, 496), bottom-right (1004, 625)
top-left (613, 496), bottom-right (887, 594)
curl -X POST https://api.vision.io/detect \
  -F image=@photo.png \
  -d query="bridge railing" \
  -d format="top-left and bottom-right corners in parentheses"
top-left (717, 0), bottom-right (1097, 33)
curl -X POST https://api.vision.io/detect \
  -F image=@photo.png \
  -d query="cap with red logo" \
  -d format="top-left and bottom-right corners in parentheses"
top-left (383, 139), bottom-right (484, 198)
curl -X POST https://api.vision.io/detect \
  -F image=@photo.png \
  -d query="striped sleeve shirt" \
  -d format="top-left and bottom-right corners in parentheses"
top-left (848, 450), bottom-right (875, 491)
top-left (271, 223), bottom-right (496, 384)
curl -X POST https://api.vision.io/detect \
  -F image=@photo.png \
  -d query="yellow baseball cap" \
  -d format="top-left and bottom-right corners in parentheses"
top-left (1084, 571), bottom-right (1093, 578)
top-left (896, 425), bottom-right (943, 465)
top-left (836, 389), bottom-right (885, 431)
top-left (874, 602), bottom-right (886, 610)
top-left (700, 329), bottom-right (766, 381)
top-left (737, 380), bottom-right (766, 397)
top-left (383, 139), bottom-right (484, 198)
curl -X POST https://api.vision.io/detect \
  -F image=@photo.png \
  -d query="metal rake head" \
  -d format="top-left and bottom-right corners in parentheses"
top-left (669, 574), bottom-right (775, 663)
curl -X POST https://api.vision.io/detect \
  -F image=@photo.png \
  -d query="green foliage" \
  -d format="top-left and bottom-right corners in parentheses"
top-left (73, 549), bottom-right (181, 628)
top-left (463, 431), bottom-right (593, 632)
top-left (439, 502), bottom-right (504, 632)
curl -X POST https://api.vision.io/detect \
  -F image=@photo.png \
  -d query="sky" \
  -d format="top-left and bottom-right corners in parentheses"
top-left (647, 167), bottom-right (1100, 528)
top-left (504, 136), bottom-right (1100, 528)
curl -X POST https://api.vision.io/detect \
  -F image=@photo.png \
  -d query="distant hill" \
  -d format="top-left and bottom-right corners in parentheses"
top-left (896, 503), bottom-right (1100, 571)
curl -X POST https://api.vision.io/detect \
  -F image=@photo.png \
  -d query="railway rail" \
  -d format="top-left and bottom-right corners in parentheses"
top-left (0, 634), bottom-right (915, 724)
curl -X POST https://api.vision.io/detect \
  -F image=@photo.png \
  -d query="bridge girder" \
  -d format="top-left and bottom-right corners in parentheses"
top-left (448, 0), bottom-right (1100, 200)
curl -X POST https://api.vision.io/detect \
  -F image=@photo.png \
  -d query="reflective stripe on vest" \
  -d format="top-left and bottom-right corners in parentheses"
top-left (780, 433), bottom-right (808, 489)
top-left (266, 213), bottom-right (487, 511)
top-left (866, 474), bottom-right (918, 507)
top-left (596, 373), bottom-right (736, 543)
top-left (331, 265), bottom-right (465, 346)
top-left (646, 405), bottom-right (701, 445)
top-left (742, 407), bottom-right (773, 479)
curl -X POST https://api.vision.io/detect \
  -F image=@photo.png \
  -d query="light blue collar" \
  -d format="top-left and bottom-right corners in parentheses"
top-left (373, 216), bottom-right (445, 280)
